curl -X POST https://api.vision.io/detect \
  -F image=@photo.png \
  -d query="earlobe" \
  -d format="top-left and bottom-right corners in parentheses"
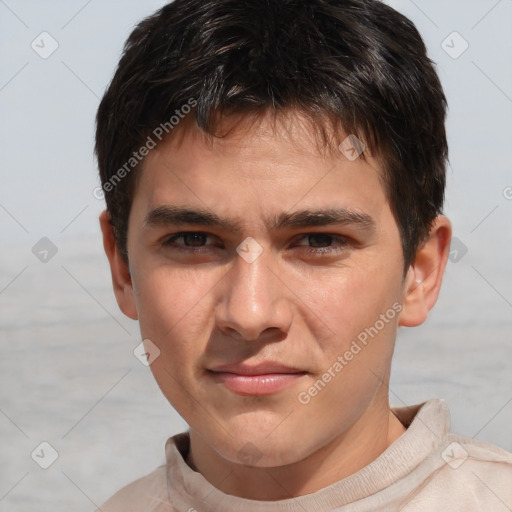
top-left (398, 216), bottom-right (452, 327)
top-left (99, 210), bottom-right (138, 320)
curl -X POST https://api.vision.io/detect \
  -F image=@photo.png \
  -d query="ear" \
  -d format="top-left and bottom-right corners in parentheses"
top-left (398, 215), bottom-right (452, 327)
top-left (99, 210), bottom-right (138, 320)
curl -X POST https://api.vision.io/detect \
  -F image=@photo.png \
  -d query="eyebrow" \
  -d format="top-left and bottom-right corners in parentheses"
top-left (144, 205), bottom-right (375, 232)
top-left (145, 205), bottom-right (241, 231)
top-left (271, 208), bottom-right (375, 231)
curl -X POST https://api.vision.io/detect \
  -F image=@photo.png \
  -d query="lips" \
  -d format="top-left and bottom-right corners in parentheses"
top-left (208, 362), bottom-right (307, 396)
top-left (210, 362), bottom-right (305, 375)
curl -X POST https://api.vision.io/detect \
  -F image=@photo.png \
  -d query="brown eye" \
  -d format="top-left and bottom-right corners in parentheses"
top-left (307, 234), bottom-right (334, 248)
top-left (182, 233), bottom-right (208, 246)
top-left (163, 232), bottom-right (214, 248)
top-left (292, 233), bottom-right (351, 257)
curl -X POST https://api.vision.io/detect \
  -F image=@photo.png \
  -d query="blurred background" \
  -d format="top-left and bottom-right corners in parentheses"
top-left (1, 0), bottom-right (511, 510)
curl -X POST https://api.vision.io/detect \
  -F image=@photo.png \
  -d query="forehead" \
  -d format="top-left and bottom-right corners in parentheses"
top-left (178, 109), bottom-right (374, 159)
top-left (133, 110), bottom-right (388, 222)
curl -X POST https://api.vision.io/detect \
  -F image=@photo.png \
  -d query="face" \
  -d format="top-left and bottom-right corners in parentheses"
top-left (120, 113), bottom-right (416, 467)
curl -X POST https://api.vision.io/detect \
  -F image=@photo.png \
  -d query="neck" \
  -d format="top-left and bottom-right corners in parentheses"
top-left (186, 400), bottom-right (406, 501)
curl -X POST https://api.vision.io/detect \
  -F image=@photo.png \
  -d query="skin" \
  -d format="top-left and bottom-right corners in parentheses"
top-left (100, 111), bottom-right (451, 501)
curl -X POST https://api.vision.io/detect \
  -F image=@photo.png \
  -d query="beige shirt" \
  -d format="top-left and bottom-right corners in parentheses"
top-left (97, 400), bottom-right (512, 511)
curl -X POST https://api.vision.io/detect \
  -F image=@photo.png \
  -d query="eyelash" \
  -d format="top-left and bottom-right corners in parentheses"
top-left (162, 232), bottom-right (351, 256)
top-left (163, 232), bottom-right (221, 252)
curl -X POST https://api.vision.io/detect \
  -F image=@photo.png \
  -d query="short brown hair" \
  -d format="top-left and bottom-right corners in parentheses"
top-left (95, 0), bottom-right (448, 268)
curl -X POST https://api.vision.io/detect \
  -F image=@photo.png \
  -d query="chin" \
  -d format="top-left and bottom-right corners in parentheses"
top-left (206, 420), bottom-right (314, 468)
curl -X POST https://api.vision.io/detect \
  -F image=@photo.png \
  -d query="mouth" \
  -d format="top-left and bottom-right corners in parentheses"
top-left (207, 362), bottom-right (307, 396)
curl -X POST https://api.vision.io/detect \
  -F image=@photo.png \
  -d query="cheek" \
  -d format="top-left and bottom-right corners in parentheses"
top-left (131, 266), bottom-right (219, 377)
top-left (131, 267), bottom-right (216, 412)
top-left (300, 263), bottom-right (402, 385)
top-left (306, 266), bottom-right (393, 331)
top-left (133, 265), bottom-right (211, 329)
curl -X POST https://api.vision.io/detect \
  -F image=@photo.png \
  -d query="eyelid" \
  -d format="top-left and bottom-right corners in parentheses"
top-left (292, 233), bottom-right (351, 245)
top-left (163, 231), bottom-right (219, 246)
top-left (161, 231), bottom-right (353, 253)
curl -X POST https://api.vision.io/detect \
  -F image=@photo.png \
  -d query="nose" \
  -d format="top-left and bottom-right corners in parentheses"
top-left (214, 247), bottom-right (293, 342)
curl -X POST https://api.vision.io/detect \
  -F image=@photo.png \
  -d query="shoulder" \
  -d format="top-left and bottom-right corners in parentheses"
top-left (95, 465), bottom-right (173, 512)
top-left (443, 432), bottom-right (512, 482)
top-left (404, 434), bottom-right (512, 510)
top-left (446, 434), bottom-right (512, 490)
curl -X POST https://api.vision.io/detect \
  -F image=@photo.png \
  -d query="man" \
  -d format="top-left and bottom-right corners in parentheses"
top-left (95, 0), bottom-right (512, 510)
